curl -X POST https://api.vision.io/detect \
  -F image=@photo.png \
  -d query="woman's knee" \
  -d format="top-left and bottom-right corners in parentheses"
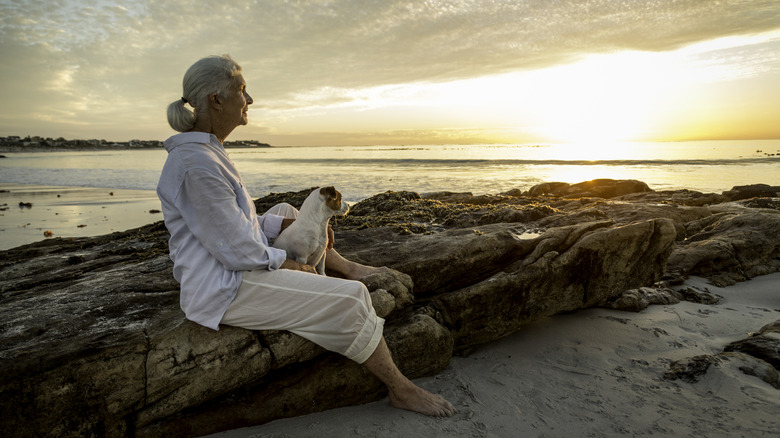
top-left (333, 280), bottom-right (373, 314)
top-left (346, 279), bottom-right (371, 301)
top-left (265, 202), bottom-right (298, 219)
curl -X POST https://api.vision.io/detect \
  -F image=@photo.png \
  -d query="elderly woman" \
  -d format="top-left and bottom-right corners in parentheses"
top-left (158, 55), bottom-right (454, 417)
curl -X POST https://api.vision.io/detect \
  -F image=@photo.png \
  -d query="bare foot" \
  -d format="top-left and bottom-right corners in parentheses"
top-left (388, 383), bottom-right (456, 417)
top-left (325, 249), bottom-right (390, 280)
top-left (349, 264), bottom-right (390, 281)
top-left (362, 338), bottom-right (452, 417)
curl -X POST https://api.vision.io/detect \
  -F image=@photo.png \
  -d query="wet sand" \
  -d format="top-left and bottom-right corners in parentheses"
top-left (0, 183), bottom-right (162, 250)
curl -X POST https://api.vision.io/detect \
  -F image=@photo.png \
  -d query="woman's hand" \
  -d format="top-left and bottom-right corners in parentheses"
top-left (280, 259), bottom-right (317, 274)
top-left (281, 218), bottom-right (295, 232)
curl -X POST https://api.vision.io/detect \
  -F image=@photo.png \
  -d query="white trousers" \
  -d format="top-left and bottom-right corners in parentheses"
top-left (221, 203), bottom-right (384, 364)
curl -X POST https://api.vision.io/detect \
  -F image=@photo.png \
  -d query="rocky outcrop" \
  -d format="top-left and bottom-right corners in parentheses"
top-left (525, 178), bottom-right (651, 198)
top-left (722, 183), bottom-right (780, 201)
top-left (2, 179), bottom-right (779, 437)
top-left (665, 319), bottom-right (780, 389)
top-left (666, 206), bottom-right (780, 286)
top-left (605, 284), bottom-right (721, 313)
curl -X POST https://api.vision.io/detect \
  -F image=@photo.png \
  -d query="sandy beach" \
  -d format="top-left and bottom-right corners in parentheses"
top-left (205, 274), bottom-right (780, 438)
top-left (0, 184), bottom-right (162, 250)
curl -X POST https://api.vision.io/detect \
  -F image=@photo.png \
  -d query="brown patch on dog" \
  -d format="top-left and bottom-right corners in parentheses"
top-left (320, 186), bottom-right (342, 211)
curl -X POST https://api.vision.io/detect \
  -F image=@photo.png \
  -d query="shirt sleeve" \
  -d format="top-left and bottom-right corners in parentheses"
top-left (175, 168), bottom-right (287, 271)
top-left (257, 213), bottom-right (285, 240)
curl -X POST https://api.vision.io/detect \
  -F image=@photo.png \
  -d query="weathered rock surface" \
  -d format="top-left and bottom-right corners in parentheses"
top-left (607, 284), bottom-right (721, 312)
top-left (723, 319), bottom-right (780, 370)
top-left (665, 319), bottom-right (780, 389)
top-left (607, 286), bottom-right (682, 312)
top-left (666, 206), bottom-right (780, 286)
top-left (722, 183), bottom-right (780, 201)
top-left (2, 178), bottom-right (779, 437)
top-left (525, 178), bottom-right (652, 198)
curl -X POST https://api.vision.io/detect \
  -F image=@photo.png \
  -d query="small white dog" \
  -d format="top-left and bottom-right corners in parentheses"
top-left (273, 186), bottom-right (350, 275)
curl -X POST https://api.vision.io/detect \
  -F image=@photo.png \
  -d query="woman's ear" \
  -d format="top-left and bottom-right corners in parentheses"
top-left (208, 92), bottom-right (222, 111)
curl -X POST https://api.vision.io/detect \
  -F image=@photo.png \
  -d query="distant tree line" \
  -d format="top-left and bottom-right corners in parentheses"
top-left (0, 136), bottom-right (271, 151)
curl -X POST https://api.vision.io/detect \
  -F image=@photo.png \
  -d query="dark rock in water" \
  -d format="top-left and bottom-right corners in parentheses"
top-left (526, 181), bottom-right (572, 197)
top-left (526, 178), bottom-right (651, 198)
top-left (738, 197), bottom-right (780, 210)
top-left (618, 189), bottom-right (726, 207)
top-left (722, 184), bottom-right (780, 201)
top-left (2, 179), bottom-right (780, 437)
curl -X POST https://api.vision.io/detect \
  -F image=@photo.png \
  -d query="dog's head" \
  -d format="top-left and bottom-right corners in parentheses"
top-left (317, 186), bottom-right (349, 216)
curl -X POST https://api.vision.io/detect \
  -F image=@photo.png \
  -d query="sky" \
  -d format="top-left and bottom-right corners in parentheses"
top-left (1, 0), bottom-right (779, 146)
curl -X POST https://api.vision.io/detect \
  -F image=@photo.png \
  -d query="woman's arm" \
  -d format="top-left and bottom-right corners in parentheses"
top-left (176, 169), bottom-right (286, 271)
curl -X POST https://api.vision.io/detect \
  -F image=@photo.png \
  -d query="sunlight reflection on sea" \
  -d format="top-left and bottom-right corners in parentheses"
top-left (1, 139), bottom-right (778, 250)
top-left (1, 140), bottom-right (778, 202)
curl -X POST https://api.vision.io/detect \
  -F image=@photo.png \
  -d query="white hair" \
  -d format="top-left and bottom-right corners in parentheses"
top-left (166, 55), bottom-right (243, 132)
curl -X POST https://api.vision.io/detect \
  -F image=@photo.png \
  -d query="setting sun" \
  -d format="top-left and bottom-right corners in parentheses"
top-left (527, 52), bottom-right (664, 143)
top-left (249, 30), bottom-right (780, 147)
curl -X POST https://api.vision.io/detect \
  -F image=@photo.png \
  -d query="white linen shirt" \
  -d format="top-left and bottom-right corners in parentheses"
top-left (157, 132), bottom-right (287, 330)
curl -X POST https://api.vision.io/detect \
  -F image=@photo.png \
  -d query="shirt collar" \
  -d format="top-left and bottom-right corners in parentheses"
top-left (164, 131), bottom-right (221, 152)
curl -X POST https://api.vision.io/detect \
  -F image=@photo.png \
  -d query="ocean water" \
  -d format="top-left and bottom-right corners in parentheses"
top-left (1, 140), bottom-right (779, 203)
top-left (1, 140), bottom-right (778, 250)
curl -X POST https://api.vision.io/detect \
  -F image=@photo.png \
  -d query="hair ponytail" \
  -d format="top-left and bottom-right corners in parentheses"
top-left (167, 98), bottom-right (196, 132)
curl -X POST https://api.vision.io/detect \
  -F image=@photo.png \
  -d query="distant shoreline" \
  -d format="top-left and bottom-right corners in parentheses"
top-left (0, 145), bottom-right (272, 153)
top-left (0, 135), bottom-right (271, 153)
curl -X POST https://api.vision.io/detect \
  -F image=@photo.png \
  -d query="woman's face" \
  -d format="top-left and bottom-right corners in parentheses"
top-left (222, 74), bottom-right (253, 127)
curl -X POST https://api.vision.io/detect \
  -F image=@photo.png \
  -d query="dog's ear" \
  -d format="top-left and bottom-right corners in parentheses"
top-left (320, 186), bottom-right (338, 200)
top-left (321, 186), bottom-right (342, 211)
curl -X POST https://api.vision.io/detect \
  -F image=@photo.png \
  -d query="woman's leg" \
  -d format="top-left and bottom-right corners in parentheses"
top-left (324, 248), bottom-right (389, 280)
top-left (222, 269), bottom-right (382, 362)
top-left (223, 268), bottom-right (454, 416)
top-left (363, 337), bottom-right (456, 417)
top-left (259, 204), bottom-right (453, 416)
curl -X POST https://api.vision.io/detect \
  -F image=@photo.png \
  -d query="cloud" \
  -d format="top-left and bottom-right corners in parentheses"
top-left (1, 0), bottom-right (780, 140)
